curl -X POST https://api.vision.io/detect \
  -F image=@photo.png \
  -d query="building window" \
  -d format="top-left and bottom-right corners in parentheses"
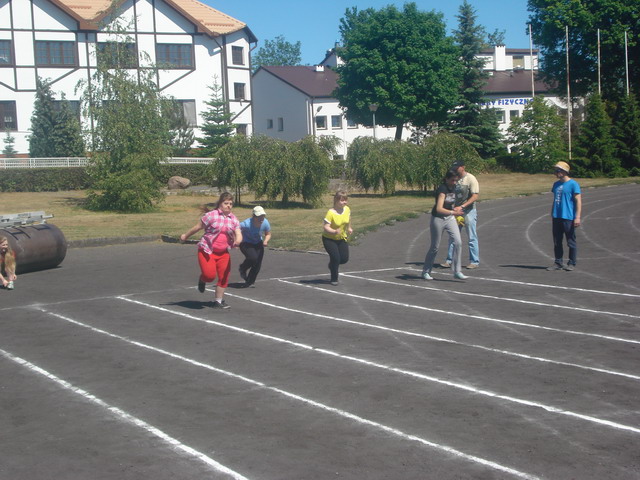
top-left (346, 117), bottom-right (357, 128)
top-left (331, 115), bottom-right (342, 128)
top-left (0, 40), bottom-right (13, 65)
top-left (97, 42), bottom-right (137, 68)
top-left (513, 55), bottom-right (524, 69)
top-left (0, 101), bottom-right (17, 130)
top-left (156, 44), bottom-right (193, 68)
top-left (316, 115), bottom-right (327, 129)
top-left (277, 117), bottom-right (284, 131)
top-left (178, 100), bottom-right (197, 126)
top-left (236, 124), bottom-right (247, 136)
top-left (52, 100), bottom-right (81, 121)
top-left (509, 110), bottom-right (520, 121)
top-left (266, 118), bottom-right (273, 129)
top-left (234, 83), bottom-right (246, 100)
top-left (232, 46), bottom-right (244, 65)
top-left (35, 41), bottom-right (77, 66)
top-left (496, 110), bottom-right (506, 124)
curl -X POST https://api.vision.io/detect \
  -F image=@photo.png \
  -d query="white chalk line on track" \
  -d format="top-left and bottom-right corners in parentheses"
top-left (224, 292), bottom-right (640, 382)
top-left (34, 307), bottom-right (539, 480)
top-left (343, 272), bottom-right (640, 320)
top-left (0, 346), bottom-right (250, 480)
top-left (111, 298), bottom-right (640, 437)
top-left (278, 279), bottom-right (640, 347)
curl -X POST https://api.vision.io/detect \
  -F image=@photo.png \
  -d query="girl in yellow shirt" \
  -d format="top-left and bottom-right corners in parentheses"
top-left (322, 191), bottom-right (353, 285)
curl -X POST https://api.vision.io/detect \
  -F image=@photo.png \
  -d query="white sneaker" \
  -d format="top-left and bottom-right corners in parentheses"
top-left (422, 272), bottom-right (433, 280)
top-left (6, 281), bottom-right (14, 290)
top-left (453, 272), bottom-right (468, 280)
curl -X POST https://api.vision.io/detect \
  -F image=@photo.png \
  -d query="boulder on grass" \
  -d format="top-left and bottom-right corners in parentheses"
top-left (168, 176), bottom-right (191, 189)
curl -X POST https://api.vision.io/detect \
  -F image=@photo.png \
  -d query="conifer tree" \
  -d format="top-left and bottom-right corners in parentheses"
top-left (612, 93), bottom-right (640, 175)
top-left (2, 130), bottom-right (18, 157)
top-left (573, 94), bottom-right (619, 177)
top-left (29, 79), bottom-right (84, 157)
top-left (196, 81), bottom-right (236, 156)
top-left (447, 0), bottom-right (504, 159)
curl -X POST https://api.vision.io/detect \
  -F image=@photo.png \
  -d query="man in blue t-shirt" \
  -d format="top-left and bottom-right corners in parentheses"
top-left (548, 161), bottom-right (582, 271)
top-left (238, 206), bottom-right (271, 287)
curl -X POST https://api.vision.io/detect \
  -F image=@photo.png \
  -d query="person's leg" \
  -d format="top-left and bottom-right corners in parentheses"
top-left (423, 216), bottom-right (445, 275)
top-left (444, 217), bottom-right (463, 274)
top-left (246, 243), bottom-right (265, 285)
top-left (240, 242), bottom-right (259, 281)
top-left (214, 252), bottom-right (231, 306)
top-left (322, 236), bottom-right (341, 283)
top-left (552, 218), bottom-right (564, 265)
top-left (337, 240), bottom-right (349, 265)
top-left (466, 208), bottom-right (479, 265)
top-left (445, 232), bottom-right (456, 265)
top-left (564, 220), bottom-right (577, 266)
top-left (197, 250), bottom-right (217, 283)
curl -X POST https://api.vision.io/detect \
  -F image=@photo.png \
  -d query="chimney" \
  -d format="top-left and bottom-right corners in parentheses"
top-left (315, 65), bottom-right (325, 72)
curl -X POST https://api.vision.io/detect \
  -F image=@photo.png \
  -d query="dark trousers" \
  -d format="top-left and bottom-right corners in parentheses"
top-left (552, 218), bottom-right (577, 265)
top-left (322, 236), bottom-right (349, 282)
top-left (239, 242), bottom-right (264, 285)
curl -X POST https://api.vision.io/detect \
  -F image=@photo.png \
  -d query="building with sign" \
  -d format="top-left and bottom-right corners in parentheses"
top-left (0, 0), bottom-right (255, 155)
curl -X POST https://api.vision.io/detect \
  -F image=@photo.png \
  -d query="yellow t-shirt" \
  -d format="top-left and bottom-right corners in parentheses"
top-left (323, 206), bottom-right (351, 241)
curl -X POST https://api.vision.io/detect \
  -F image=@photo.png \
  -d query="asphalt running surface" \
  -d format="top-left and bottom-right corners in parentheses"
top-left (1, 183), bottom-right (639, 480)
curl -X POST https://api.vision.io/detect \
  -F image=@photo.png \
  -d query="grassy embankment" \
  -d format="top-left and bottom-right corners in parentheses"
top-left (0, 174), bottom-right (636, 251)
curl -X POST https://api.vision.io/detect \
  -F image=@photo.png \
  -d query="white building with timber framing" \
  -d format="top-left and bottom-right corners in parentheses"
top-left (0, 0), bottom-right (256, 155)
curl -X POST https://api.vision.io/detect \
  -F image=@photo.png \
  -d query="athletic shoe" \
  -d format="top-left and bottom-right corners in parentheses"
top-left (547, 262), bottom-right (563, 271)
top-left (198, 280), bottom-right (205, 293)
top-left (439, 261), bottom-right (451, 268)
top-left (212, 300), bottom-right (230, 309)
top-left (563, 264), bottom-right (575, 271)
top-left (330, 281), bottom-right (339, 286)
top-left (239, 266), bottom-right (248, 281)
top-left (6, 281), bottom-right (14, 290)
top-left (466, 263), bottom-right (479, 269)
top-left (453, 272), bottom-right (468, 280)
top-left (422, 272), bottom-right (433, 280)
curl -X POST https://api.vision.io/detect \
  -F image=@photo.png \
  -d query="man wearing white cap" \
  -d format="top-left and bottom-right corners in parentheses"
top-left (549, 161), bottom-right (582, 271)
top-left (238, 206), bottom-right (271, 287)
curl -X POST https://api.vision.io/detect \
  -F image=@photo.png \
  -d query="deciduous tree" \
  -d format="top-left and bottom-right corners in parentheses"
top-left (252, 35), bottom-right (302, 72)
top-left (335, 3), bottom-right (462, 140)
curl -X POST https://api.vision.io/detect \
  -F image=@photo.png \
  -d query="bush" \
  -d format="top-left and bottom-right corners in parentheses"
top-left (0, 168), bottom-right (91, 192)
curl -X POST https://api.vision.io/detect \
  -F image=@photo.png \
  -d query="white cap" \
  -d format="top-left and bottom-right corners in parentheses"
top-left (253, 206), bottom-right (266, 217)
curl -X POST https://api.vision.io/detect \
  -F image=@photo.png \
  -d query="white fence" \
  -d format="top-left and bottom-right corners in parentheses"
top-left (0, 157), bottom-right (215, 169)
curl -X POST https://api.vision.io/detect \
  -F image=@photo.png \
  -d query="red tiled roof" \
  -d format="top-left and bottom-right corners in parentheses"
top-left (258, 65), bottom-right (338, 98)
top-left (49, 0), bottom-right (255, 40)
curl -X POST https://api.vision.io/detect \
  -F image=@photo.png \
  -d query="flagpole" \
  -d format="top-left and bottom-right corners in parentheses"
top-left (597, 29), bottom-right (601, 96)
top-left (529, 23), bottom-right (535, 97)
top-left (625, 31), bottom-right (630, 95)
top-left (566, 26), bottom-right (572, 160)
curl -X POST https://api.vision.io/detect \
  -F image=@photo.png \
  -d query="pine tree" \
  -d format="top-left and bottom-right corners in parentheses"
top-left (196, 81), bottom-right (236, 156)
top-left (612, 93), bottom-right (640, 175)
top-left (447, 0), bottom-right (504, 159)
top-left (29, 79), bottom-right (84, 157)
top-left (573, 94), bottom-right (619, 177)
top-left (2, 130), bottom-right (18, 157)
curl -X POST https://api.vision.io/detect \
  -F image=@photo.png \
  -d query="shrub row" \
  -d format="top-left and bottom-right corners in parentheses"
top-left (0, 164), bottom-right (211, 192)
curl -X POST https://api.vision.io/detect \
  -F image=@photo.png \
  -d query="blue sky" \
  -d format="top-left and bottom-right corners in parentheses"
top-left (205, 0), bottom-right (533, 65)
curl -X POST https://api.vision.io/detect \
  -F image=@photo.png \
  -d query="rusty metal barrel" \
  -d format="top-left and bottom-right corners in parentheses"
top-left (1, 219), bottom-right (67, 275)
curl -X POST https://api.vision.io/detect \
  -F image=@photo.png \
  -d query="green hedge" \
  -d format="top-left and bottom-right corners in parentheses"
top-left (0, 164), bottom-right (213, 192)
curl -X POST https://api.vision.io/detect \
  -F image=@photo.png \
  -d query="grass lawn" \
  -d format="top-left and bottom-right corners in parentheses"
top-left (0, 174), bottom-right (636, 251)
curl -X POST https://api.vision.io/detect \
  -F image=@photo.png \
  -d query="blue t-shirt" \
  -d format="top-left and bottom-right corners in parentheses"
top-left (551, 179), bottom-right (581, 220)
top-left (240, 217), bottom-right (271, 244)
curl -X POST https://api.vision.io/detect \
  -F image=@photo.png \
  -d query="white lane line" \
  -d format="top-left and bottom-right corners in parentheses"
top-left (0, 347), bottom-right (250, 480)
top-left (268, 267), bottom-right (404, 282)
top-left (343, 273), bottom-right (640, 320)
top-left (225, 292), bottom-right (640, 382)
top-left (112, 299), bottom-right (640, 437)
top-left (279, 280), bottom-right (640, 346)
top-left (35, 308), bottom-right (539, 480)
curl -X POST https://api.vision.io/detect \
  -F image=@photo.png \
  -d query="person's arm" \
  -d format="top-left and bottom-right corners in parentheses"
top-left (461, 192), bottom-right (478, 210)
top-left (180, 221), bottom-right (203, 242)
top-left (435, 193), bottom-right (455, 216)
top-left (573, 193), bottom-right (582, 227)
top-left (263, 230), bottom-right (271, 246)
top-left (323, 220), bottom-right (339, 235)
top-left (233, 227), bottom-right (243, 247)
